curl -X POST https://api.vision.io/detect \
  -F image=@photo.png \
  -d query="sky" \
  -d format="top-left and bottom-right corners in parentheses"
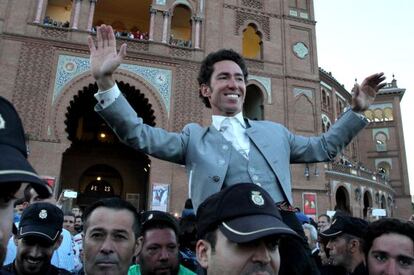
top-left (314, 0), bottom-right (414, 197)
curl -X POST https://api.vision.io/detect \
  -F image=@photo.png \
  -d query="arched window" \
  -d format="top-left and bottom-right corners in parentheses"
top-left (93, 0), bottom-right (151, 40)
top-left (377, 161), bottom-right (391, 179)
top-left (322, 89), bottom-right (327, 106)
top-left (44, 0), bottom-right (72, 27)
top-left (374, 132), bottom-right (388, 151)
top-left (170, 5), bottom-right (192, 47)
top-left (242, 24), bottom-right (262, 59)
top-left (321, 114), bottom-right (331, 133)
top-left (374, 108), bottom-right (384, 122)
top-left (384, 107), bottom-right (394, 121)
top-left (243, 85), bottom-right (264, 120)
top-left (364, 110), bottom-right (374, 122)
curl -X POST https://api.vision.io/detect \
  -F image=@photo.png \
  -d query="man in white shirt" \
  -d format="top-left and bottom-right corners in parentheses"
top-left (88, 25), bottom-right (386, 211)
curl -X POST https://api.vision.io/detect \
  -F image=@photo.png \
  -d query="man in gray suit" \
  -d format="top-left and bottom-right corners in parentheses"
top-left (88, 25), bottom-right (385, 211)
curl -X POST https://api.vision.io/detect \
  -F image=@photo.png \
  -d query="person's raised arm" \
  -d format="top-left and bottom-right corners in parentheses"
top-left (88, 24), bottom-right (127, 91)
top-left (351, 72), bottom-right (386, 113)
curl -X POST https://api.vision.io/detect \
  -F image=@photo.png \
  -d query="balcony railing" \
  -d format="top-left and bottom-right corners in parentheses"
top-left (326, 162), bottom-right (389, 185)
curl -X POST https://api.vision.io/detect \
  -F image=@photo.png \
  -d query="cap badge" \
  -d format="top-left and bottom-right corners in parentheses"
top-left (0, 114), bottom-right (5, 129)
top-left (39, 209), bottom-right (48, 219)
top-left (251, 191), bottom-right (265, 206)
top-left (147, 214), bottom-right (153, 221)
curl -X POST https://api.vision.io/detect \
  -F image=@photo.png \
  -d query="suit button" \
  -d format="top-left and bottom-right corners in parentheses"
top-left (212, 176), bottom-right (220, 182)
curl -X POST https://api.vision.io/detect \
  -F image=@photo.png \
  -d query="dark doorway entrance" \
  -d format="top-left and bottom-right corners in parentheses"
top-left (60, 81), bottom-right (155, 210)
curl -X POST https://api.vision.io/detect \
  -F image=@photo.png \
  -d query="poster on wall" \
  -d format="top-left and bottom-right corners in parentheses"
top-left (303, 192), bottom-right (317, 219)
top-left (41, 176), bottom-right (56, 188)
top-left (151, 183), bottom-right (170, 212)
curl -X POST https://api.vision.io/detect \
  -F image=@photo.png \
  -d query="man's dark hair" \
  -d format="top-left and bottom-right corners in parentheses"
top-left (364, 218), bottom-right (414, 256)
top-left (13, 197), bottom-right (26, 207)
top-left (141, 222), bottom-right (178, 241)
top-left (23, 184), bottom-right (33, 202)
top-left (63, 212), bottom-right (75, 218)
top-left (82, 197), bottom-right (140, 238)
top-left (318, 214), bottom-right (331, 223)
top-left (197, 49), bottom-right (249, 108)
top-left (202, 230), bottom-right (217, 252)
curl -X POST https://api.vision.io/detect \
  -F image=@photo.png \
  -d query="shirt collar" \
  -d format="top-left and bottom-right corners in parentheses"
top-left (212, 112), bottom-right (246, 131)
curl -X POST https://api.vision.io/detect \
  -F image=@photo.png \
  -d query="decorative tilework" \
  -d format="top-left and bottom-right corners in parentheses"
top-left (53, 55), bottom-right (172, 113)
top-left (369, 103), bottom-right (393, 110)
top-left (248, 75), bottom-right (271, 103)
top-left (173, 0), bottom-right (192, 8)
top-left (293, 87), bottom-right (313, 99)
top-left (156, 0), bottom-right (166, 5)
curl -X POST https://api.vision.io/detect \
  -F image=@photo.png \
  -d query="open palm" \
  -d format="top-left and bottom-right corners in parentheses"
top-left (352, 73), bottom-right (386, 112)
top-left (88, 25), bottom-right (126, 89)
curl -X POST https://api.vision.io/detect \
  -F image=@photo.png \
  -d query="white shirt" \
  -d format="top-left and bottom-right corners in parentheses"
top-left (212, 112), bottom-right (250, 158)
top-left (95, 84), bottom-right (251, 158)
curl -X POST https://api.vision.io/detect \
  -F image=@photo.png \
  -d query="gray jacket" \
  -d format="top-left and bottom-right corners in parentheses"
top-left (96, 94), bottom-right (367, 210)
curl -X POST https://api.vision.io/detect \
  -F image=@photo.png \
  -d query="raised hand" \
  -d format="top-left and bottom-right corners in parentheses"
top-left (351, 73), bottom-right (386, 112)
top-left (88, 24), bottom-right (127, 90)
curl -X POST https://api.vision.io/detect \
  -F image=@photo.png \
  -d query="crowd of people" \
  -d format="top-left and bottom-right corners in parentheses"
top-left (1, 24), bottom-right (413, 274)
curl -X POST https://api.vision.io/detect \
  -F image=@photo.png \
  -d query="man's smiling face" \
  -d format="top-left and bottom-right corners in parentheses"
top-left (201, 60), bottom-right (246, 116)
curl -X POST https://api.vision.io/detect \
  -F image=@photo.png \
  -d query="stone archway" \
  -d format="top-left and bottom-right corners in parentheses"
top-left (363, 191), bottom-right (372, 219)
top-left (244, 84), bottom-right (264, 120)
top-left (59, 81), bottom-right (154, 210)
top-left (335, 186), bottom-right (351, 214)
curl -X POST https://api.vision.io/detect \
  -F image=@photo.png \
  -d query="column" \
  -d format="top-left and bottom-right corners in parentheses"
top-left (34, 0), bottom-right (46, 23)
top-left (87, 0), bottom-right (97, 31)
top-left (193, 16), bottom-right (202, 49)
top-left (161, 11), bottom-right (170, 43)
top-left (71, 0), bottom-right (82, 30)
top-left (148, 8), bottom-right (157, 41)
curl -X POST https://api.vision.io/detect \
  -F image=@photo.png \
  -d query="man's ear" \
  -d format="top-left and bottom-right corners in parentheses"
top-left (53, 235), bottom-right (63, 251)
top-left (348, 239), bottom-right (359, 253)
top-left (196, 239), bottom-right (211, 269)
top-left (200, 84), bottom-right (211, 97)
top-left (135, 236), bottom-right (143, 256)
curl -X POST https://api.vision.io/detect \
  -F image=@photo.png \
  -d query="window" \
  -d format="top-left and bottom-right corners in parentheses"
top-left (93, 0), bottom-right (151, 40)
top-left (242, 24), bottom-right (262, 59)
top-left (170, 5), bottom-right (192, 47)
top-left (375, 132), bottom-right (387, 151)
top-left (44, 0), bottom-right (72, 28)
top-left (288, 0), bottom-right (309, 18)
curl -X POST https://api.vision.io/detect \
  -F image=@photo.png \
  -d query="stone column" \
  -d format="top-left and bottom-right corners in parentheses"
top-left (87, 0), bottom-right (97, 31)
top-left (34, 0), bottom-right (46, 23)
top-left (71, 0), bottom-right (82, 30)
top-left (193, 16), bottom-right (202, 49)
top-left (148, 8), bottom-right (157, 41)
top-left (161, 11), bottom-right (170, 43)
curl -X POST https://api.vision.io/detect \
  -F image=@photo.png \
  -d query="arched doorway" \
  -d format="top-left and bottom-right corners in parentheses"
top-left (363, 191), bottom-right (372, 219)
top-left (59, 81), bottom-right (155, 211)
top-left (244, 84), bottom-right (264, 120)
top-left (335, 186), bottom-right (351, 214)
